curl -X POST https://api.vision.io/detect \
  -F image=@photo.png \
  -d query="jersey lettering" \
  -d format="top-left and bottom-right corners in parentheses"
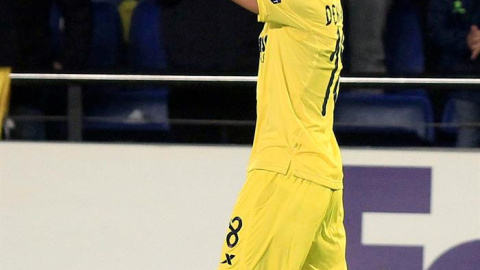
top-left (326, 4), bottom-right (340, 26)
top-left (322, 29), bottom-right (342, 116)
top-left (258, 35), bottom-right (268, 53)
top-left (259, 35), bottom-right (268, 63)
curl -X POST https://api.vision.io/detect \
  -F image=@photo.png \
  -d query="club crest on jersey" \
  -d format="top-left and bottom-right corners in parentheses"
top-left (270, 0), bottom-right (281, 4)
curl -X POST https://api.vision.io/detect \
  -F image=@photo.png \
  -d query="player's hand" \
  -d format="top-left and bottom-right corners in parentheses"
top-left (467, 25), bottom-right (480, 50)
top-left (470, 45), bottom-right (480, 60)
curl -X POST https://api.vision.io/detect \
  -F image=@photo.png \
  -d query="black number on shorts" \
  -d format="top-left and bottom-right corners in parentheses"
top-left (226, 217), bottom-right (243, 248)
top-left (322, 29), bottom-right (343, 116)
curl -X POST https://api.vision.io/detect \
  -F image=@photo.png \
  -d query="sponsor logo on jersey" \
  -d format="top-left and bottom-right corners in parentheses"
top-left (220, 217), bottom-right (243, 266)
top-left (221, 253), bottom-right (236, 265)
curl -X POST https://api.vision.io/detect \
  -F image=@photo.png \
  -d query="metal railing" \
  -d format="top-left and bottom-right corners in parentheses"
top-left (10, 73), bottom-right (480, 87)
top-left (7, 73), bottom-right (480, 142)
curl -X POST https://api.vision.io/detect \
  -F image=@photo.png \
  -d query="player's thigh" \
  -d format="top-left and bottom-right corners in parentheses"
top-left (302, 189), bottom-right (347, 270)
top-left (218, 170), bottom-right (275, 269)
top-left (219, 170), bottom-right (334, 270)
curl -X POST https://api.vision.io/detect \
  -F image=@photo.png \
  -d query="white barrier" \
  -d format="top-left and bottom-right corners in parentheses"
top-left (0, 143), bottom-right (479, 270)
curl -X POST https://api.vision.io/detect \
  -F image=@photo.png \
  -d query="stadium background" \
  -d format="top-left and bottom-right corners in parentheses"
top-left (2, 0), bottom-right (477, 147)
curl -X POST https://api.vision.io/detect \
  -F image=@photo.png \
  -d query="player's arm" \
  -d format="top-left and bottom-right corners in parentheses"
top-left (230, 0), bottom-right (259, 14)
top-left (255, 0), bottom-right (318, 30)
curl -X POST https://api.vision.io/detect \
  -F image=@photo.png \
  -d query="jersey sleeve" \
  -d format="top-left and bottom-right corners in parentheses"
top-left (257, 0), bottom-right (318, 30)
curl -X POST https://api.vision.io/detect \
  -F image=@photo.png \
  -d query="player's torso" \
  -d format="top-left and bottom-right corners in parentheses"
top-left (250, 0), bottom-right (345, 188)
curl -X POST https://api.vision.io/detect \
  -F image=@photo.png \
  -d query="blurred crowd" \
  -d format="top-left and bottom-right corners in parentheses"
top-left (0, 0), bottom-right (479, 147)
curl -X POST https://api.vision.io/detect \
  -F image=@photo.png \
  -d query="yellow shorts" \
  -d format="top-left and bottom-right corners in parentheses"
top-left (218, 169), bottom-right (347, 270)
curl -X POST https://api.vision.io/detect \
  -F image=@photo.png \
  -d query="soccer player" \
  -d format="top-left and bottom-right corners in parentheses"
top-left (218, 0), bottom-right (347, 269)
top-left (0, 68), bottom-right (11, 138)
top-left (0, 0), bottom-right (15, 139)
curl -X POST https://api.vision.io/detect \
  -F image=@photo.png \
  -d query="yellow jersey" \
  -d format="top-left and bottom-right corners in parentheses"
top-left (248, 0), bottom-right (345, 189)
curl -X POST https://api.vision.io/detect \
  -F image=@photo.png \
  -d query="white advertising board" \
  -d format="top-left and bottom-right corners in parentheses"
top-left (0, 143), bottom-right (479, 270)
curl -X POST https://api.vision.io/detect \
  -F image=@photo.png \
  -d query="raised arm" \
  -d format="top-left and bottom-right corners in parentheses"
top-left (231, 0), bottom-right (259, 14)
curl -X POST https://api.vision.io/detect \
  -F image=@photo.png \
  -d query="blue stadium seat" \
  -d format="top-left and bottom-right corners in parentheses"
top-left (384, 0), bottom-right (425, 76)
top-left (436, 98), bottom-right (459, 146)
top-left (83, 88), bottom-right (169, 131)
top-left (83, 0), bottom-right (170, 140)
top-left (129, 0), bottom-right (167, 72)
top-left (83, 85), bottom-right (170, 138)
top-left (87, 1), bottom-right (124, 70)
top-left (383, 1), bottom-right (428, 98)
top-left (49, 4), bottom-right (62, 60)
top-left (441, 98), bottom-right (458, 135)
top-left (50, 2), bottom-right (124, 69)
top-left (334, 93), bottom-right (435, 146)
